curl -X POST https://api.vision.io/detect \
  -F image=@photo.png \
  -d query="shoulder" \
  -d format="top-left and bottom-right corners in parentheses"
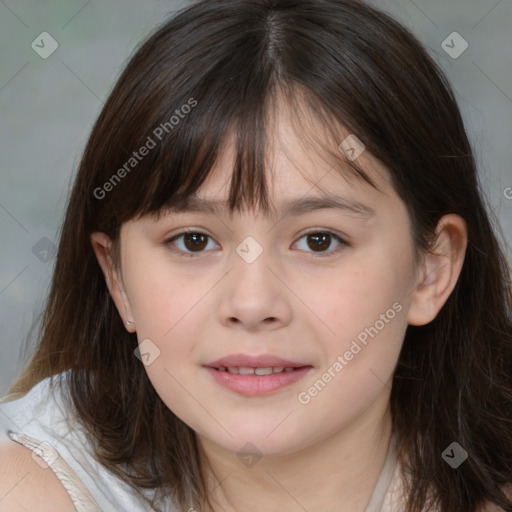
top-left (0, 439), bottom-right (76, 512)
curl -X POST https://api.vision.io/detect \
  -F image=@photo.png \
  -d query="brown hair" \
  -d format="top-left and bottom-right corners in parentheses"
top-left (4, 0), bottom-right (512, 511)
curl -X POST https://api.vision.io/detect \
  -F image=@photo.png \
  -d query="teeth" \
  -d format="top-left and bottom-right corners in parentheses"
top-left (255, 367), bottom-right (273, 376)
top-left (217, 366), bottom-right (296, 375)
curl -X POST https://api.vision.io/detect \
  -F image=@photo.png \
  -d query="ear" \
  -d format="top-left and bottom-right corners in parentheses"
top-left (90, 232), bottom-right (136, 333)
top-left (407, 214), bottom-right (468, 326)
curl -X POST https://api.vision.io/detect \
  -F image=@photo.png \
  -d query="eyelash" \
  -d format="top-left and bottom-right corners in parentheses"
top-left (163, 229), bottom-right (348, 258)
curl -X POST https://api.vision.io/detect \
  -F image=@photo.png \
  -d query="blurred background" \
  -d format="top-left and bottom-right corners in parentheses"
top-left (0, 0), bottom-right (511, 396)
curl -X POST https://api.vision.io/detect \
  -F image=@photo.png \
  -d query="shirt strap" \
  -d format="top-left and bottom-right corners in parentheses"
top-left (8, 430), bottom-right (101, 512)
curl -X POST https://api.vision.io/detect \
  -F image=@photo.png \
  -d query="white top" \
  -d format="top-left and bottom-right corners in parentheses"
top-left (0, 370), bottom-right (403, 511)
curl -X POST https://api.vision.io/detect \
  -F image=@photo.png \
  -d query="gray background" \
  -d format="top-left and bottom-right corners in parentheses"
top-left (1, 0), bottom-right (511, 396)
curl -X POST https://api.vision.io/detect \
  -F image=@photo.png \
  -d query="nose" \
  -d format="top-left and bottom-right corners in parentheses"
top-left (216, 246), bottom-right (292, 332)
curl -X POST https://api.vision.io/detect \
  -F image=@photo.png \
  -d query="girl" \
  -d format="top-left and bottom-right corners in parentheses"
top-left (1, 0), bottom-right (512, 511)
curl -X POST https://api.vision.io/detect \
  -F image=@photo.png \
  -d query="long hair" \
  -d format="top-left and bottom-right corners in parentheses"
top-left (4, 1), bottom-right (512, 511)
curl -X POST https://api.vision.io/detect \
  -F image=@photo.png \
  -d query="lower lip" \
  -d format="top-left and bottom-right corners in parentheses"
top-left (204, 366), bottom-right (313, 396)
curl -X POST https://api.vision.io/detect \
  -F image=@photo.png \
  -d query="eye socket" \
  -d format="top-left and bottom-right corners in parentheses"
top-left (164, 229), bottom-right (348, 258)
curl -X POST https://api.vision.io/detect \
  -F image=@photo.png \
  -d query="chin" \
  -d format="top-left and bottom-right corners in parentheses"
top-left (202, 424), bottom-right (311, 459)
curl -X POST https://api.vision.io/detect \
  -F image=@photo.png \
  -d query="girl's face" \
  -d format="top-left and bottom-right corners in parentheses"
top-left (100, 114), bottom-right (425, 458)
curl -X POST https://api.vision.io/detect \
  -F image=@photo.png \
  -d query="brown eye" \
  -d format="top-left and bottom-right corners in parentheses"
top-left (307, 233), bottom-right (332, 252)
top-left (294, 230), bottom-right (347, 257)
top-left (182, 233), bottom-right (208, 252)
top-left (165, 231), bottom-right (218, 257)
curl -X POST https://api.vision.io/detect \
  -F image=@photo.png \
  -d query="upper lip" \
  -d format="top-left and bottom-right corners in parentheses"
top-left (205, 353), bottom-right (311, 369)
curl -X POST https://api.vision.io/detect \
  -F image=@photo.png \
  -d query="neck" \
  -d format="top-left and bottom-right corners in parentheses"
top-left (197, 389), bottom-right (394, 512)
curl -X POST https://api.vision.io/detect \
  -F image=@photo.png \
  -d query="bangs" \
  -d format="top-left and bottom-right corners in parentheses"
top-left (126, 82), bottom-right (380, 225)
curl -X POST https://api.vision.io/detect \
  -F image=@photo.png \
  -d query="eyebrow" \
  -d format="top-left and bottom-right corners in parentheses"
top-left (165, 195), bottom-right (375, 219)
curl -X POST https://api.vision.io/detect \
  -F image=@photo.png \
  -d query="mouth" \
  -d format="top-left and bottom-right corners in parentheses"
top-left (204, 363), bottom-right (313, 396)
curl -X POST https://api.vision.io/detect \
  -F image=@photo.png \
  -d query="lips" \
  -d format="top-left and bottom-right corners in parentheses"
top-left (204, 366), bottom-right (313, 396)
top-left (203, 353), bottom-right (313, 396)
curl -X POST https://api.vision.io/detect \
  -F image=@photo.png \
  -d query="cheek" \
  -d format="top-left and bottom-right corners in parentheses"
top-left (317, 239), bottom-right (414, 379)
top-left (125, 257), bottom-right (209, 425)
top-left (122, 251), bottom-right (209, 377)
top-left (299, 264), bottom-right (408, 430)
top-left (123, 248), bottom-right (202, 333)
top-left (324, 257), bottom-right (411, 336)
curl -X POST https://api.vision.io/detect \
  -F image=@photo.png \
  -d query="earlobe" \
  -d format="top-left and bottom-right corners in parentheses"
top-left (407, 214), bottom-right (468, 326)
top-left (90, 232), bottom-right (136, 332)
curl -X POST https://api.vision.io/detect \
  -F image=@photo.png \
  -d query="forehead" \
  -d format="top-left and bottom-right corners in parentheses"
top-left (178, 118), bottom-right (393, 220)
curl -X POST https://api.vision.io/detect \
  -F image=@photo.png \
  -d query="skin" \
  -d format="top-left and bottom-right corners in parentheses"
top-left (91, 107), bottom-right (468, 512)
